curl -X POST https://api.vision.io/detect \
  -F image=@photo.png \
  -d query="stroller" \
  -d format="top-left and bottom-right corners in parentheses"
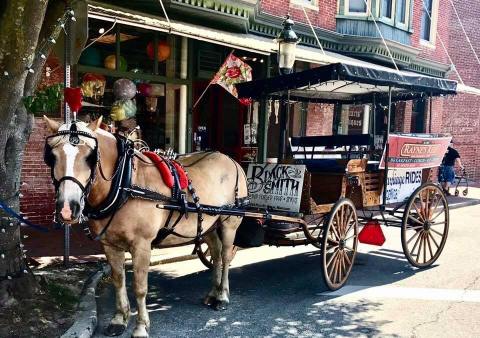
top-left (454, 168), bottom-right (469, 196)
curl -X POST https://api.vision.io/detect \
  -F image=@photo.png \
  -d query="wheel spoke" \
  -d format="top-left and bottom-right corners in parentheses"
top-left (412, 200), bottom-right (426, 223)
top-left (344, 250), bottom-right (352, 266)
top-left (428, 231), bottom-right (440, 249)
top-left (429, 195), bottom-right (442, 220)
top-left (326, 250), bottom-right (339, 269)
top-left (415, 233), bottom-right (425, 262)
top-left (410, 230), bottom-right (423, 254)
top-left (330, 253), bottom-right (340, 283)
top-left (330, 224), bottom-right (341, 242)
top-left (430, 207), bottom-right (446, 222)
top-left (344, 234), bottom-right (357, 241)
top-left (430, 227), bottom-right (444, 237)
top-left (408, 215), bottom-right (424, 226)
top-left (407, 229), bottom-right (422, 245)
top-left (426, 232), bottom-right (434, 260)
top-left (337, 251), bottom-right (344, 283)
top-left (430, 221), bottom-right (446, 226)
top-left (406, 225), bottom-right (424, 231)
top-left (423, 232), bottom-right (427, 263)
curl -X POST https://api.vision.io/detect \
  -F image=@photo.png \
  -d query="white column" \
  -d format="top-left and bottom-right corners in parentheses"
top-left (178, 37), bottom-right (188, 154)
top-left (362, 105), bottom-right (370, 134)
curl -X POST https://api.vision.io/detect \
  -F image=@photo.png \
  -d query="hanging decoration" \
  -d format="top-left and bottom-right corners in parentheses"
top-left (104, 54), bottom-right (128, 71)
top-left (80, 73), bottom-right (106, 98)
top-left (64, 87), bottom-right (83, 114)
top-left (110, 99), bottom-right (137, 121)
top-left (138, 83), bottom-right (153, 97)
top-left (113, 78), bottom-right (137, 100)
top-left (146, 40), bottom-right (171, 61)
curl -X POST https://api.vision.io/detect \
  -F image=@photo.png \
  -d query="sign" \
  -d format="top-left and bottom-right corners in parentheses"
top-left (347, 106), bottom-right (364, 134)
top-left (246, 164), bottom-right (306, 212)
top-left (243, 123), bottom-right (257, 145)
top-left (380, 134), bottom-right (451, 169)
top-left (382, 168), bottom-right (423, 204)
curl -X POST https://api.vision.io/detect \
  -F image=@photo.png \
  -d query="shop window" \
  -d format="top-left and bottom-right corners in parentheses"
top-left (421, 0), bottom-right (438, 44)
top-left (333, 104), bottom-right (369, 135)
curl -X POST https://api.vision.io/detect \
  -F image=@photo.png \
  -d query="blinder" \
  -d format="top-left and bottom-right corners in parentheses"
top-left (44, 122), bottom-right (99, 195)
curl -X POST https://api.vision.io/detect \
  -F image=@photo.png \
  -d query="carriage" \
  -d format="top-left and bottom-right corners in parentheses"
top-left (191, 62), bottom-right (456, 290)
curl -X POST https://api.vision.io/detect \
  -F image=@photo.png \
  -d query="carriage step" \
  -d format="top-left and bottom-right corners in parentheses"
top-left (265, 221), bottom-right (302, 232)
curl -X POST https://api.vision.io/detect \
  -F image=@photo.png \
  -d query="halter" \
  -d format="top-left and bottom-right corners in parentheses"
top-left (44, 122), bottom-right (99, 197)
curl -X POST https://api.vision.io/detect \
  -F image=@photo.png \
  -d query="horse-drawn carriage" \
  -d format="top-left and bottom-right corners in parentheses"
top-left (44, 61), bottom-right (458, 336)
top-left (195, 62), bottom-right (455, 290)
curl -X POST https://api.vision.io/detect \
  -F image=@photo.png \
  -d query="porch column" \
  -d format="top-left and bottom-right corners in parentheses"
top-left (179, 36), bottom-right (188, 154)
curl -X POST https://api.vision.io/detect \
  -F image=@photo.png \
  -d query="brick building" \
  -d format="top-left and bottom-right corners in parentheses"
top-left (20, 0), bottom-right (480, 226)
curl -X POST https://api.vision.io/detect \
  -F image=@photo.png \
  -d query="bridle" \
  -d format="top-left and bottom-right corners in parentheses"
top-left (44, 122), bottom-right (99, 199)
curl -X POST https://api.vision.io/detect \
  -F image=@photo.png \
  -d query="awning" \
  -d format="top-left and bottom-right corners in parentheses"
top-left (236, 63), bottom-right (458, 104)
top-left (87, 3), bottom-right (348, 63)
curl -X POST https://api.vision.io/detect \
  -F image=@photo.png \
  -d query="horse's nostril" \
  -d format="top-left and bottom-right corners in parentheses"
top-left (70, 200), bottom-right (81, 217)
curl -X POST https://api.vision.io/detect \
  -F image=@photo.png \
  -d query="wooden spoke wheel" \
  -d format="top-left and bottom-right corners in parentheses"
top-left (401, 183), bottom-right (449, 268)
top-left (321, 198), bottom-right (358, 290)
top-left (197, 240), bottom-right (238, 270)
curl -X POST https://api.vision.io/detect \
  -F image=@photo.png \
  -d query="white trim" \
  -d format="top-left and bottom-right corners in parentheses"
top-left (420, 0), bottom-right (439, 44)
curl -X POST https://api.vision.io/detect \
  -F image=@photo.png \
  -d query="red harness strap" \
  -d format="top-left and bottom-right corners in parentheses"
top-left (142, 151), bottom-right (188, 190)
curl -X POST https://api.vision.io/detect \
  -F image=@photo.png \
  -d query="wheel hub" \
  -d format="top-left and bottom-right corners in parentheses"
top-left (423, 221), bottom-right (431, 231)
top-left (339, 239), bottom-right (346, 249)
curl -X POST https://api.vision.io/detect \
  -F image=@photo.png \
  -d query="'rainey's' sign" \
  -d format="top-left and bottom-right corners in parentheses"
top-left (379, 133), bottom-right (451, 169)
top-left (246, 164), bottom-right (306, 212)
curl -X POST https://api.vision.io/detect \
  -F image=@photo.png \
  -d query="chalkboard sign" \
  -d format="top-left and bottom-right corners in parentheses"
top-left (246, 164), bottom-right (306, 212)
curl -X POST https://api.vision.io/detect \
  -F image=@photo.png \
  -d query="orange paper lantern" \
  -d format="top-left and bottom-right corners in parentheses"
top-left (146, 41), bottom-right (171, 61)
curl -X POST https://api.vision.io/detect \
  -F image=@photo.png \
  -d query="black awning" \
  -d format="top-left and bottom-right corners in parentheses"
top-left (236, 63), bottom-right (457, 103)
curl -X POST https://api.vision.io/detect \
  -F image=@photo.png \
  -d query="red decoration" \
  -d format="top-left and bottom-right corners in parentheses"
top-left (239, 98), bottom-right (252, 106)
top-left (358, 220), bottom-right (386, 246)
top-left (146, 41), bottom-right (171, 61)
top-left (64, 87), bottom-right (83, 113)
top-left (142, 151), bottom-right (188, 190)
top-left (138, 83), bottom-right (153, 97)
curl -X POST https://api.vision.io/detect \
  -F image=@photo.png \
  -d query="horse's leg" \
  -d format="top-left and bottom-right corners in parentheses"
top-left (213, 216), bottom-right (242, 311)
top-left (103, 244), bottom-right (130, 336)
top-left (202, 229), bottom-right (223, 306)
top-left (130, 242), bottom-right (152, 338)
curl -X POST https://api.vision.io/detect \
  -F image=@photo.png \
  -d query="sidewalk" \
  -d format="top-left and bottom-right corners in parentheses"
top-left (23, 185), bottom-right (480, 267)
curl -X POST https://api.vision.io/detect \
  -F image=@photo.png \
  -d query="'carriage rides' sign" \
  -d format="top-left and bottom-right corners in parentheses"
top-left (383, 168), bottom-right (423, 204)
top-left (247, 164), bottom-right (306, 212)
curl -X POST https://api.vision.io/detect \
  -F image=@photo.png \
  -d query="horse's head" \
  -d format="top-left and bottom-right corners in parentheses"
top-left (43, 116), bottom-right (103, 224)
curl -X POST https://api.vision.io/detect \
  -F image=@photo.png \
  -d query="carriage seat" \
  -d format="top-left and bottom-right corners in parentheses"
top-left (290, 134), bottom-right (371, 173)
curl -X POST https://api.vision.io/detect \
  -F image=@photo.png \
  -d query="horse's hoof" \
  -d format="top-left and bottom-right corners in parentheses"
top-left (203, 295), bottom-right (216, 306)
top-left (212, 299), bottom-right (228, 311)
top-left (104, 323), bottom-right (127, 336)
top-left (131, 325), bottom-right (149, 338)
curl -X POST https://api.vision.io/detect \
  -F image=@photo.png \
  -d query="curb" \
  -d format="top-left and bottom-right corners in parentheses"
top-left (448, 199), bottom-right (480, 210)
top-left (61, 264), bottom-right (111, 338)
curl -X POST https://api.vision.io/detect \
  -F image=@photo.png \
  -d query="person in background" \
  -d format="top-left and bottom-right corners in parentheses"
top-left (439, 140), bottom-right (464, 196)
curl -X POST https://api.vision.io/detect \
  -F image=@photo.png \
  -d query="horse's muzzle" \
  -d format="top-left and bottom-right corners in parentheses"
top-left (56, 200), bottom-right (82, 224)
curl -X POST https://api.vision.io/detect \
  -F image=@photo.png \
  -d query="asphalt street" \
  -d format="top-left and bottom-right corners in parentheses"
top-left (94, 203), bottom-right (480, 338)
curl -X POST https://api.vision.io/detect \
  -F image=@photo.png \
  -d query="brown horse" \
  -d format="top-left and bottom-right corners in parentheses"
top-left (43, 116), bottom-right (247, 338)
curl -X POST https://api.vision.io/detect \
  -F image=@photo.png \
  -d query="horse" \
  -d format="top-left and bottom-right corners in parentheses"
top-left (43, 116), bottom-right (248, 338)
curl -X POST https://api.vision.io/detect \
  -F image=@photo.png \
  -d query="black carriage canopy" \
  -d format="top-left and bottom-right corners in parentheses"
top-left (236, 62), bottom-right (457, 104)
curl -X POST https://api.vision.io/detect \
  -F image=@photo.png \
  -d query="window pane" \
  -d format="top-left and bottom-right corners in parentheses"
top-left (397, 0), bottom-right (407, 24)
top-left (381, 0), bottom-right (393, 18)
top-left (349, 0), bottom-right (367, 13)
top-left (421, 0), bottom-right (433, 40)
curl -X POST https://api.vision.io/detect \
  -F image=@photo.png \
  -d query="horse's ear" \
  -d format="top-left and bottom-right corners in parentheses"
top-left (43, 115), bottom-right (60, 133)
top-left (88, 116), bottom-right (103, 131)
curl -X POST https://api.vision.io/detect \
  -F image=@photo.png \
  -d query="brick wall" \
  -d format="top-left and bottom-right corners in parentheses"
top-left (260, 0), bottom-right (337, 31)
top-left (20, 118), bottom-right (57, 227)
top-left (19, 55), bottom-right (63, 226)
top-left (306, 103), bottom-right (334, 136)
top-left (442, 0), bottom-right (480, 181)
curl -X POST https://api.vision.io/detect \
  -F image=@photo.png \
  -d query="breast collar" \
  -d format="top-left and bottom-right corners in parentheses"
top-left (84, 135), bottom-right (134, 220)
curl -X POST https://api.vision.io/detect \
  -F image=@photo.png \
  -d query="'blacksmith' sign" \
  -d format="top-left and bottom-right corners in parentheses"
top-left (247, 164), bottom-right (306, 212)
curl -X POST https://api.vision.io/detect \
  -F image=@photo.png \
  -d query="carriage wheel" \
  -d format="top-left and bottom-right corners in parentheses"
top-left (401, 183), bottom-right (449, 268)
top-left (321, 198), bottom-right (358, 290)
top-left (197, 240), bottom-right (238, 270)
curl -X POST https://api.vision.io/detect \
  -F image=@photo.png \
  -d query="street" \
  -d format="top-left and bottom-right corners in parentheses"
top-left (94, 203), bottom-right (480, 338)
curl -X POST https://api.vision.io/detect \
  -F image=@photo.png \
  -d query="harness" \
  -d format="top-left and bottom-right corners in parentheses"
top-left (44, 123), bottom-right (248, 252)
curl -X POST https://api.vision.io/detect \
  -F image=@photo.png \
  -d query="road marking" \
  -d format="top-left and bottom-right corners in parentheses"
top-left (319, 285), bottom-right (480, 303)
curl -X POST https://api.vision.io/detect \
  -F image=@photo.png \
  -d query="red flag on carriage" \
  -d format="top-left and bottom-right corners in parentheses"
top-left (193, 52), bottom-right (253, 108)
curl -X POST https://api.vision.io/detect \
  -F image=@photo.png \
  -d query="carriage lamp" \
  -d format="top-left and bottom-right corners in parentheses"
top-left (277, 15), bottom-right (299, 75)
